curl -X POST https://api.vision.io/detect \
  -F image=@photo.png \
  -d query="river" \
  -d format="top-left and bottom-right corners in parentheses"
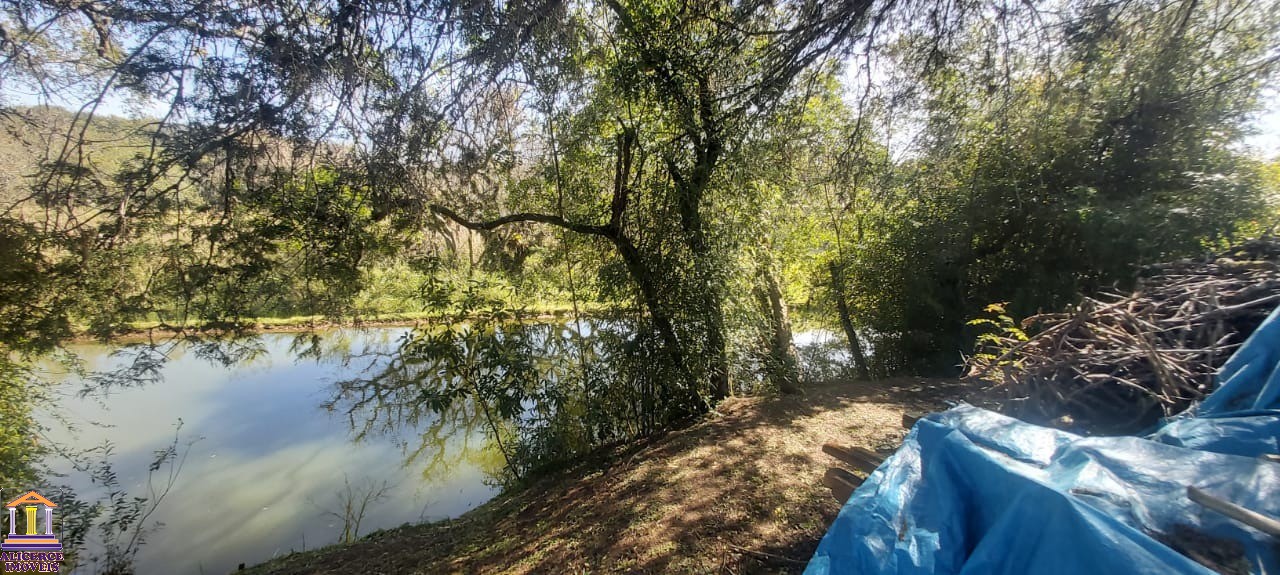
top-left (41, 328), bottom-right (503, 575)
top-left (36, 325), bottom-right (846, 574)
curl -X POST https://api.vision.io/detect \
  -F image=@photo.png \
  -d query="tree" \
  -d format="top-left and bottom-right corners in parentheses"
top-left (837, 0), bottom-right (1279, 372)
top-left (0, 0), bottom-right (1276, 478)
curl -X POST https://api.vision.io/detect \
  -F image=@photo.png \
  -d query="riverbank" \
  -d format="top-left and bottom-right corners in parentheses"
top-left (71, 303), bottom-right (619, 342)
top-left (243, 378), bottom-right (957, 574)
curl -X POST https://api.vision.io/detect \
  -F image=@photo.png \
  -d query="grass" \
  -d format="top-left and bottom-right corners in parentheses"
top-left (75, 301), bottom-right (620, 339)
top-left (242, 377), bottom-right (959, 575)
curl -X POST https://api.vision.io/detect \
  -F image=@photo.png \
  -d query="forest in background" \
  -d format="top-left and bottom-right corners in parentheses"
top-left (1, 0), bottom-right (1279, 569)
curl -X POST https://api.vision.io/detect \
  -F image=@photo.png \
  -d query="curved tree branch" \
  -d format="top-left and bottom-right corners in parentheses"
top-left (429, 204), bottom-right (615, 238)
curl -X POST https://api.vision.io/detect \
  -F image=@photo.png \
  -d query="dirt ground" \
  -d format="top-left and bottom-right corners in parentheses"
top-left (244, 378), bottom-right (958, 575)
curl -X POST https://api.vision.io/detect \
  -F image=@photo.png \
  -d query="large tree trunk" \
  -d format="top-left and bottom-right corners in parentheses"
top-left (755, 264), bottom-right (801, 393)
top-left (670, 155), bottom-right (730, 399)
top-left (703, 290), bottom-right (730, 399)
top-left (829, 261), bottom-right (871, 380)
top-left (611, 234), bottom-right (692, 387)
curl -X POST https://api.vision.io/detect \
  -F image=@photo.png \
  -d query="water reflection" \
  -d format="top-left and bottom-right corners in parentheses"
top-left (42, 323), bottom-right (846, 574)
top-left (43, 329), bottom-right (504, 575)
top-left (322, 318), bottom-right (693, 482)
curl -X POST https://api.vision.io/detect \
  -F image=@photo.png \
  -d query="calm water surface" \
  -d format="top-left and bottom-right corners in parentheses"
top-left (43, 328), bottom-right (504, 575)
top-left (40, 325), bottom-right (844, 574)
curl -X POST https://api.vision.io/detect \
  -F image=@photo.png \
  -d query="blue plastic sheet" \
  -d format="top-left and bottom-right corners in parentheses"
top-left (805, 306), bottom-right (1280, 574)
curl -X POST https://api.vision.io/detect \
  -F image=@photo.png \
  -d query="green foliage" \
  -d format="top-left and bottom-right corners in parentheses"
top-left (967, 302), bottom-right (1029, 365)
top-left (0, 355), bottom-right (117, 573)
top-left (0, 0), bottom-right (1277, 526)
top-left (327, 278), bottom-right (700, 484)
top-left (0, 358), bottom-right (40, 490)
top-left (835, 0), bottom-right (1279, 373)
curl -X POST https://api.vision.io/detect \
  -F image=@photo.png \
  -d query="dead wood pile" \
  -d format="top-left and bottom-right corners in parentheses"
top-left (966, 238), bottom-right (1280, 434)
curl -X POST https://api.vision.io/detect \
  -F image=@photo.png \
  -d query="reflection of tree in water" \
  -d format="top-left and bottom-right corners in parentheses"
top-left (402, 398), bottom-right (509, 487)
top-left (321, 309), bottom-right (692, 484)
top-left (258, 327), bottom-right (504, 484)
top-left (286, 327), bottom-right (406, 365)
top-left (323, 314), bottom-right (542, 484)
top-left (71, 335), bottom-right (268, 398)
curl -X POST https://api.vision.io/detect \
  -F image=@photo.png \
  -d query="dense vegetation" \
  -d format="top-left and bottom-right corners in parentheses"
top-left (0, 0), bottom-right (1277, 567)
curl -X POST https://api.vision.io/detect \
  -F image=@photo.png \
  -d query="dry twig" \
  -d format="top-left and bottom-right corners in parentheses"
top-left (967, 239), bottom-right (1280, 433)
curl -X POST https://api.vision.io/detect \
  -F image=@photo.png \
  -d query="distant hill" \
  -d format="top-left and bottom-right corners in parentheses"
top-left (0, 106), bottom-right (156, 203)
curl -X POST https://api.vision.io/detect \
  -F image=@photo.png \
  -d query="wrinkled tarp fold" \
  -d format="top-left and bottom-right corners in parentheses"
top-left (805, 306), bottom-right (1280, 574)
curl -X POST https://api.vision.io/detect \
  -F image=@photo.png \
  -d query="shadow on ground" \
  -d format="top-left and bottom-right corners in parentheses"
top-left (245, 377), bottom-right (958, 575)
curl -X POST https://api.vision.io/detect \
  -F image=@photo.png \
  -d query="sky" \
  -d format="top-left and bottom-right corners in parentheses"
top-left (1245, 92), bottom-right (1280, 158)
top-left (9, 65), bottom-right (1280, 160)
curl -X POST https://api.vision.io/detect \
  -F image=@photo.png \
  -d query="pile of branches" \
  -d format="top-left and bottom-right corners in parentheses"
top-left (967, 238), bottom-right (1280, 434)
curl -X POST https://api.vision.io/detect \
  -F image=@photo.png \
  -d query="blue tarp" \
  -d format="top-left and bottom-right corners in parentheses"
top-left (805, 306), bottom-right (1280, 574)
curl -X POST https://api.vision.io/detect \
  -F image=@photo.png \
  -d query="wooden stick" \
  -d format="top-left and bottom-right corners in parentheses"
top-left (823, 441), bottom-right (886, 472)
top-left (1187, 486), bottom-right (1280, 538)
top-left (823, 467), bottom-right (862, 503)
top-left (727, 544), bottom-right (807, 566)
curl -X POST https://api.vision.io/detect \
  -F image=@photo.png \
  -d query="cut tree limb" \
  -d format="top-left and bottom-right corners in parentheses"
top-left (823, 441), bottom-right (886, 473)
top-left (823, 467), bottom-right (862, 503)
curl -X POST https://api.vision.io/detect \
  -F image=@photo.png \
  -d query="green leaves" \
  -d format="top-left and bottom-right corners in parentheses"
top-left (829, 0), bottom-right (1278, 373)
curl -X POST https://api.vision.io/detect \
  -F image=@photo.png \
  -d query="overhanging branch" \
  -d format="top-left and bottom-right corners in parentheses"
top-left (429, 204), bottom-right (615, 238)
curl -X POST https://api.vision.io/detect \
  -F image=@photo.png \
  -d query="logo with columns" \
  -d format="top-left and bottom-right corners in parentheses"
top-left (2, 491), bottom-right (61, 552)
